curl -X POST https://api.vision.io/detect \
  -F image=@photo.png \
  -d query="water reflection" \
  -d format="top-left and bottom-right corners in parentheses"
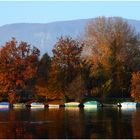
top-left (0, 107), bottom-right (139, 138)
top-left (82, 107), bottom-right (135, 138)
top-left (120, 107), bottom-right (136, 114)
top-left (64, 108), bottom-right (85, 138)
top-left (131, 109), bottom-right (140, 138)
top-left (0, 108), bottom-right (9, 111)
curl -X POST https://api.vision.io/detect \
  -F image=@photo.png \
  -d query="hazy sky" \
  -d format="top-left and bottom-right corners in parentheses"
top-left (0, 1), bottom-right (140, 26)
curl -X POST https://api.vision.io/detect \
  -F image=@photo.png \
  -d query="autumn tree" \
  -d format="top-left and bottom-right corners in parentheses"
top-left (46, 60), bottom-right (65, 100)
top-left (131, 72), bottom-right (140, 102)
top-left (84, 17), bottom-right (140, 99)
top-left (66, 74), bottom-right (85, 102)
top-left (0, 38), bottom-right (40, 103)
top-left (52, 36), bottom-right (82, 100)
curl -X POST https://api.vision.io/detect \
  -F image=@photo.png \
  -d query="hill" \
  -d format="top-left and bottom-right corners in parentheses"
top-left (0, 18), bottom-right (140, 56)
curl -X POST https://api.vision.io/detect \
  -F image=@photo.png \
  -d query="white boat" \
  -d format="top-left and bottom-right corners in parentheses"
top-left (65, 102), bottom-right (80, 107)
top-left (31, 102), bottom-right (45, 108)
top-left (13, 103), bottom-right (26, 108)
top-left (48, 104), bottom-right (60, 108)
top-left (0, 102), bottom-right (10, 108)
top-left (118, 102), bottom-right (137, 108)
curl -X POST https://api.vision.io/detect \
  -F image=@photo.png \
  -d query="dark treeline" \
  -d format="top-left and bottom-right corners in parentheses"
top-left (0, 17), bottom-right (140, 103)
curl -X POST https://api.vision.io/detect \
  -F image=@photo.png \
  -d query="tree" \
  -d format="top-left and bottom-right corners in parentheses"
top-left (131, 72), bottom-right (140, 102)
top-left (0, 38), bottom-right (40, 102)
top-left (46, 61), bottom-right (65, 100)
top-left (37, 53), bottom-right (51, 81)
top-left (66, 74), bottom-right (85, 102)
top-left (84, 17), bottom-right (140, 99)
top-left (35, 53), bottom-right (51, 101)
top-left (52, 36), bottom-right (82, 100)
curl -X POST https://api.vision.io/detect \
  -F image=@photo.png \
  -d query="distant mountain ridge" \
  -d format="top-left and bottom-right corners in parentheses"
top-left (0, 18), bottom-right (140, 56)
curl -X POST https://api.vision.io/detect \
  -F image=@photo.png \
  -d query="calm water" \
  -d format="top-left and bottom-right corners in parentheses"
top-left (0, 107), bottom-right (140, 139)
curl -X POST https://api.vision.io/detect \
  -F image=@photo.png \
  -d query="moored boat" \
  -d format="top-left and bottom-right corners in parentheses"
top-left (31, 102), bottom-right (45, 108)
top-left (48, 104), bottom-right (60, 108)
top-left (13, 103), bottom-right (26, 108)
top-left (84, 101), bottom-right (100, 108)
top-left (65, 102), bottom-right (80, 107)
top-left (0, 102), bottom-right (10, 108)
top-left (118, 102), bottom-right (137, 108)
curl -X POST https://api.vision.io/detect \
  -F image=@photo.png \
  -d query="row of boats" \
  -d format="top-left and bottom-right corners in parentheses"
top-left (0, 101), bottom-right (139, 109)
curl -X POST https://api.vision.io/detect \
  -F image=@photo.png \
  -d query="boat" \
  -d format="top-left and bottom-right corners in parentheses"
top-left (0, 102), bottom-right (10, 108)
top-left (13, 103), bottom-right (26, 108)
top-left (118, 102), bottom-right (137, 108)
top-left (65, 102), bottom-right (80, 107)
top-left (30, 102), bottom-right (45, 108)
top-left (83, 101), bottom-right (100, 108)
top-left (48, 104), bottom-right (60, 108)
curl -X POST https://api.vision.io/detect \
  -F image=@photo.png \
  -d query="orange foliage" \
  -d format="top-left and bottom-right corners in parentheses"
top-left (35, 84), bottom-right (64, 100)
top-left (131, 72), bottom-right (140, 102)
top-left (85, 17), bottom-right (140, 76)
top-left (52, 36), bottom-right (82, 68)
top-left (0, 38), bottom-right (40, 96)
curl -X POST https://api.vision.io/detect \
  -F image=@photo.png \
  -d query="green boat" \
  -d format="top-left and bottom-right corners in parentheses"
top-left (84, 101), bottom-right (100, 108)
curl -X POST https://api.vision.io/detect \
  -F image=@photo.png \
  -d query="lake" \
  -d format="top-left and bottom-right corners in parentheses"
top-left (0, 107), bottom-right (140, 139)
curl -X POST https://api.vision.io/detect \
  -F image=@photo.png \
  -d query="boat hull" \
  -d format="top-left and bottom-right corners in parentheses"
top-left (65, 102), bottom-right (80, 107)
top-left (13, 103), bottom-right (26, 108)
top-left (48, 104), bottom-right (59, 108)
top-left (119, 102), bottom-right (137, 108)
top-left (84, 101), bottom-right (99, 108)
top-left (31, 103), bottom-right (45, 108)
top-left (0, 105), bottom-right (9, 108)
top-left (0, 102), bottom-right (10, 108)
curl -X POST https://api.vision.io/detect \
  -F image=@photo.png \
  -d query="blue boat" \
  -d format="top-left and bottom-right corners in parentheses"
top-left (84, 101), bottom-right (100, 108)
top-left (0, 102), bottom-right (10, 108)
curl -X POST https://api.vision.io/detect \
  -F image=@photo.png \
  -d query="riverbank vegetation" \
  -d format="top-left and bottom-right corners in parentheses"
top-left (0, 17), bottom-right (140, 104)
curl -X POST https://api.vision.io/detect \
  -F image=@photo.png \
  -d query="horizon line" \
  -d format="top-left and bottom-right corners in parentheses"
top-left (0, 16), bottom-right (140, 27)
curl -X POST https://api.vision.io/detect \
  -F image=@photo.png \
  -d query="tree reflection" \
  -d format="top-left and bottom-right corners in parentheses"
top-left (131, 108), bottom-right (140, 138)
top-left (0, 108), bottom-right (139, 138)
top-left (83, 108), bottom-right (133, 139)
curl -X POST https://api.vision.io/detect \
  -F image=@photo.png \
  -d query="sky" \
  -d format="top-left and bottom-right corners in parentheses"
top-left (0, 1), bottom-right (140, 26)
